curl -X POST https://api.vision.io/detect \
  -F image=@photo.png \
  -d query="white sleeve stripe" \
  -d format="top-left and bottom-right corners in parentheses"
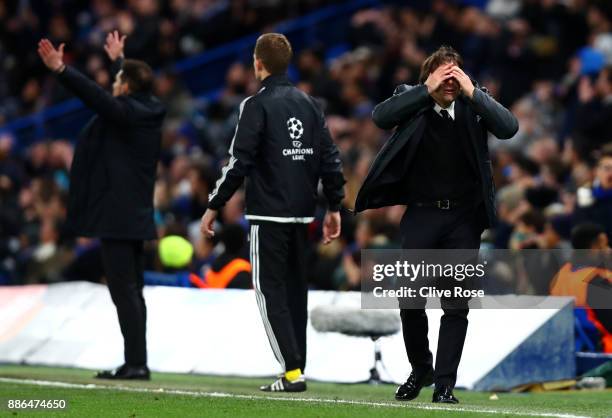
top-left (208, 155), bottom-right (236, 202)
top-left (208, 91), bottom-right (258, 203)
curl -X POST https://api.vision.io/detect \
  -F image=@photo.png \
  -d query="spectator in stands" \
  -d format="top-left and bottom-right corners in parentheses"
top-left (21, 218), bottom-right (67, 284)
top-left (575, 145), bottom-right (612, 240)
top-left (574, 65), bottom-right (612, 157)
top-left (510, 209), bottom-right (546, 250)
top-left (331, 216), bottom-right (392, 291)
top-left (194, 224), bottom-right (251, 289)
top-left (154, 70), bottom-right (194, 126)
top-left (1, 0), bottom-right (611, 297)
top-left (550, 222), bottom-right (612, 352)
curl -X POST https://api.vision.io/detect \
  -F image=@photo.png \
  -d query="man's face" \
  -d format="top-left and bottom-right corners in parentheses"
top-left (429, 62), bottom-right (461, 106)
top-left (112, 70), bottom-right (129, 97)
top-left (596, 156), bottom-right (612, 189)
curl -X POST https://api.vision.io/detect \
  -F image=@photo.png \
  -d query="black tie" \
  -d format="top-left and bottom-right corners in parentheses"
top-left (440, 109), bottom-right (452, 121)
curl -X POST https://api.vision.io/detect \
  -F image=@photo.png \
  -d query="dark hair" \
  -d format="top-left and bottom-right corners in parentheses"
top-left (120, 59), bottom-right (154, 94)
top-left (518, 210), bottom-right (546, 234)
top-left (599, 143), bottom-right (612, 162)
top-left (254, 33), bottom-right (293, 75)
top-left (419, 46), bottom-right (463, 83)
top-left (514, 154), bottom-right (540, 177)
top-left (571, 223), bottom-right (605, 249)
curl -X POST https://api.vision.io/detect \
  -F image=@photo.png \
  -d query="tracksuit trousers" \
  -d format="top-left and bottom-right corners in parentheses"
top-left (249, 221), bottom-right (309, 372)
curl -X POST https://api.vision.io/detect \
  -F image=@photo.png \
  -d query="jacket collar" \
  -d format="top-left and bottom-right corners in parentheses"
top-left (261, 74), bottom-right (292, 88)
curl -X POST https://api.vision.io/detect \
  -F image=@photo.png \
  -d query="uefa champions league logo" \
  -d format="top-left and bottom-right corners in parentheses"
top-left (287, 117), bottom-right (304, 143)
top-left (282, 117), bottom-right (312, 160)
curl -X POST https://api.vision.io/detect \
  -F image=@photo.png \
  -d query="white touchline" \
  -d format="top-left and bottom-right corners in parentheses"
top-left (0, 377), bottom-right (592, 418)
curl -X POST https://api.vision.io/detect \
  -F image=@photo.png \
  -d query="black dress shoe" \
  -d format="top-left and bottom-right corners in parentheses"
top-left (95, 364), bottom-right (150, 380)
top-left (432, 386), bottom-right (459, 404)
top-left (395, 368), bottom-right (434, 401)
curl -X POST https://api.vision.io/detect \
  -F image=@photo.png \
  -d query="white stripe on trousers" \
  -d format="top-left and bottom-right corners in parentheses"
top-left (251, 225), bottom-right (286, 370)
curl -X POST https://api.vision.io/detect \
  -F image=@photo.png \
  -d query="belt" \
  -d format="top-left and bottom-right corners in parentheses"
top-left (413, 199), bottom-right (462, 210)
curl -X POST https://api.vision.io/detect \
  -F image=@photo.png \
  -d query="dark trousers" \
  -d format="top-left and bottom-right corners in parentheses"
top-left (100, 239), bottom-right (147, 367)
top-left (249, 222), bottom-right (309, 372)
top-left (399, 203), bottom-right (483, 388)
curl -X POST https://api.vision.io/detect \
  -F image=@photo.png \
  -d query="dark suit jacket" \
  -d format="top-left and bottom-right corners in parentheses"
top-left (354, 83), bottom-right (518, 228)
top-left (57, 62), bottom-right (165, 240)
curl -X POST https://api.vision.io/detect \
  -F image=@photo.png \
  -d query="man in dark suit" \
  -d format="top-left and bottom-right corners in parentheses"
top-left (355, 46), bottom-right (518, 403)
top-left (38, 32), bottom-right (165, 380)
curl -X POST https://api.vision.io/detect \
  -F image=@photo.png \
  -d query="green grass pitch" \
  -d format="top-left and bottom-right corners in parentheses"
top-left (0, 365), bottom-right (610, 417)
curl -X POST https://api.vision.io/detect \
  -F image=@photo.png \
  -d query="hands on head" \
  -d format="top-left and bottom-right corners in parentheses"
top-left (424, 63), bottom-right (475, 99)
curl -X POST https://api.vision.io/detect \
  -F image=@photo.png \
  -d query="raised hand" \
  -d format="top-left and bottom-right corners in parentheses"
top-left (449, 66), bottom-right (475, 99)
top-left (424, 63), bottom-right (453, 94)
top-left (37, 39), bottom-right (65, 72)
top-left (104, 30), bottom-right (126, 62)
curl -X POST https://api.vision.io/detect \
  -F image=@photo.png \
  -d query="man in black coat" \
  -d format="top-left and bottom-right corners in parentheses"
top-left (355, 46), bottom-right (518, 403)
top-left (38, 32), bottom-right (165, 380)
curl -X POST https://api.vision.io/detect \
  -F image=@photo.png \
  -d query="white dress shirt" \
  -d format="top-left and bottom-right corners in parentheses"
top-left (433, 101), bottom-right (456, 120)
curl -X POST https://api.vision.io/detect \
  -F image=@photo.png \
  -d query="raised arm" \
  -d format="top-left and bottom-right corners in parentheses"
top-left (104, 30), bottom-right (126, 78)
top-left (38, 38), bottom-right (133, 124)
top-left (371, 84), bottom-right (431, 130)
top-left (56, 66), bottom-right (134, 124)
top-left (450, 66), bottom-right (518, 139)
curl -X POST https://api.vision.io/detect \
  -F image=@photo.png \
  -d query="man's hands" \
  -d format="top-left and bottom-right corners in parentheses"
top-left (201, 209), bottom-right (341, 243)
top-left (449, 66), bottom-right (475, 99)
top-left (322, 211), bottom-right (341, 244)
top-left (200, 209), bottom-right (218, 238)
top-left (424, 63), bottom-right (453, 94)
top-left (424, 63), bottom-right (475, 99)
top-left (37, 39), bottom-right (65, 73)
top-left (38, 31), bottom-right (126, 72)
top-left (104, 30), bottom-right (126, 62)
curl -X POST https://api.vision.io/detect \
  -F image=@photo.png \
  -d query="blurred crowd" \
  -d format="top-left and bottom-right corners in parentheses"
top-left (0, 0), bottom-right (611, 293)
top-left (0, 0), bottom-right (340, 124)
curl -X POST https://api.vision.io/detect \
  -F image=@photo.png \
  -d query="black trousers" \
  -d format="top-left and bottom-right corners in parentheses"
top-left (100, 239), bottom-right (147, 367)
top-left (399, 203), bottom-right (483, 388)
top-left (249, 222), bottom-right (308, 372)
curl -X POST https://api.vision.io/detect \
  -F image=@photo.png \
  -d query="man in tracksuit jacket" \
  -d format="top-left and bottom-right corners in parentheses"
top-left (201, 33), bottom-right (345, 392)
